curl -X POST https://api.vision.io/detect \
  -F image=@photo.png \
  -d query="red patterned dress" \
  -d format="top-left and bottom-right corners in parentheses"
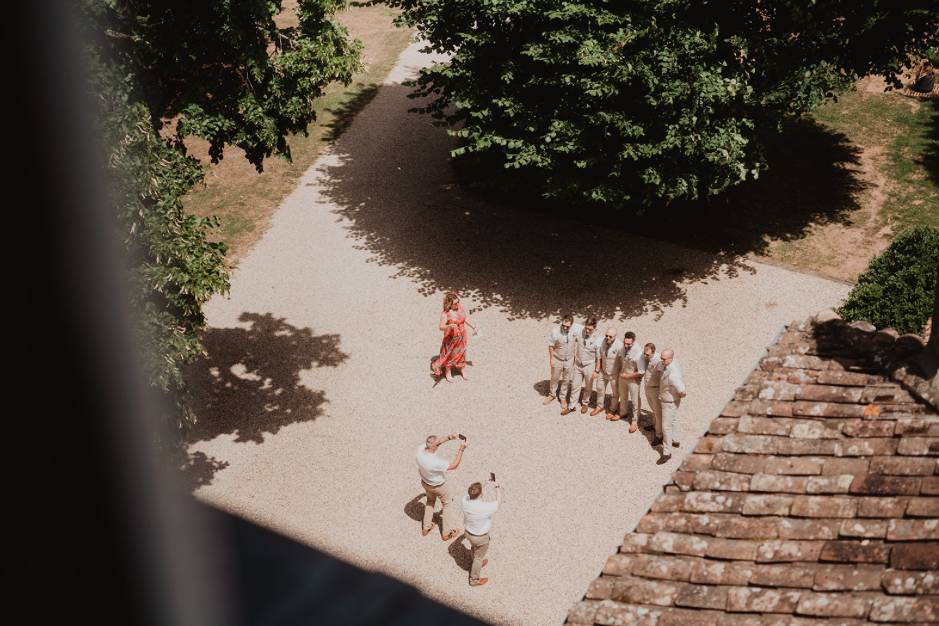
top-left (432, 307), bottom-right (468, 375)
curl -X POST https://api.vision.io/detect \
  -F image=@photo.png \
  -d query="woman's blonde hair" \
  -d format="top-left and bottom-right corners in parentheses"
top-left (442, 291), bottom-right (460, 312)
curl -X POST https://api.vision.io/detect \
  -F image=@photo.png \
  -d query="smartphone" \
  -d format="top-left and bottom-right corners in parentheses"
top-left (458, 434), bottom-right (466, 441)
top-left (490, 472), bottom-right (496, 481)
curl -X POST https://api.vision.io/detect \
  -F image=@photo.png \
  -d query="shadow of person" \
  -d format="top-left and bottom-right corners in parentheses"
top-left (447, 533), bottom-right (472, 572)
top-left (184, 312), bottom-right (349, 486)
top-left (404, 494), bottom-right (425, 523)
top-left (638, 407), bottom-right (657, 430)
top-left (532, 380), bottom-right (551, 397)
top-left (427, 355), bottom-right (442, 385)
top-left (632, 409), bottom-right (658, 449)
top-left (405, 493), bottom-right (444, 536)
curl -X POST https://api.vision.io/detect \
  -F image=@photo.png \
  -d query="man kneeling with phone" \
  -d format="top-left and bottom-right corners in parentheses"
top-left (462, 473), bottom-right (503, 587)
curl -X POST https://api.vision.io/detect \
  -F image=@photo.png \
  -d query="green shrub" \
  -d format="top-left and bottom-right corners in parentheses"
top-left (839, 226), bottom-right (939, 335)
top-left (386, 0), bottom-right (939, 209)
top-left (925, 47), bottom-right (939, 67)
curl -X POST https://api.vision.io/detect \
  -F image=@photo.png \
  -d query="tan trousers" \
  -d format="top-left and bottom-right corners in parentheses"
top-left (661, 398), bottom-right (681, 449)
top-left (422, 481), bottom-right (455, 535)
top-left (618, 378), bottom-right (641, 423)
top-left (572, 363), bottom-right (597, 406)
top-left (549, 359), bottom-right (574, 401)
top-left (596, 373), bottom-right (618, 412)
top-left (645, 385), bottom-right (662, 438)
top-left (466, 532), bottom-right (490, 583)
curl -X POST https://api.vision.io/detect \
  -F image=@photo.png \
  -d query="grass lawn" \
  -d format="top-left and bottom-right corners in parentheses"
top-left (615, 85), bottom-right (935, 284)
top-left (758, 80), bottom-right (938, 281)
top-left (815, 82), bottom-right (938, 232)
top-left (183, 3), bottom-right (413, 264)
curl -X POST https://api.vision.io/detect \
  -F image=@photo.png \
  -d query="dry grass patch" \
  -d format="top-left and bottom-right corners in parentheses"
top-left (758, 78), bottom-right (938, 282)
top-left (183, 3), bottom-right (413, 264)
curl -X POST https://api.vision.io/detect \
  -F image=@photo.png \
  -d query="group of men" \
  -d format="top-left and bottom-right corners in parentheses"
top-left (544, 314), bottom-right (686, 458)
top-left (409, 315), bottom-right (685, 589)
top-left (415, 434), bottom-right (503, 587)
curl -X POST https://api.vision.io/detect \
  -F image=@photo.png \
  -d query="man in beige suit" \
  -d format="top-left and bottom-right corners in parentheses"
top-left (544, 314), bottom-right (580, 414)
top-left (572, 317), bottom-right (602, 415)
top-left (642, 343), bottom-right (664, 445)
top-left (595, 327), bottom-right (621, 419)
top-left (618, 331), bottom-right (644, 433)
top-left (658, 348), bottom-right (687, 461)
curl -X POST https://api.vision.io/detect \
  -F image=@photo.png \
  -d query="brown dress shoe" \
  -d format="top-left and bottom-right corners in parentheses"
top-left (421, 523), bottom-right (437, 537)
top-left (443, 528), bottom-right (462, 541)
top-left (628, 422), bottom-right (638, 433)
top-left (608, 413), bottom-right (621, 421)
top-left (560, 400), bottom-right (569, 411)
top-left (469, 578), bottom-right (489, 587)
top-left (542, 395), bottom-right (555, 405)
top-left (580, 405), bottom-right (588, 414)
top-left (590, 407), bottom-right (603, 416)
top-left (561, 406), bottom-right (573, 416)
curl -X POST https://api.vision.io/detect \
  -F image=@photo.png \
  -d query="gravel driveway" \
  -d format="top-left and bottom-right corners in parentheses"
top-left (187, 42), bottom-right (852, 626)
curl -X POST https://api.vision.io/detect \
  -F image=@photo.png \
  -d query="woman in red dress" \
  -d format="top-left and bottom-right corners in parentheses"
top-left (432, 291), bottom-right (477, 382)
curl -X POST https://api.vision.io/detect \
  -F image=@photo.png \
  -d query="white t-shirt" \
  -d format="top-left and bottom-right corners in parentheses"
top-left (463, 495), bottom-right (500, 535)
top-left (416, 444), bottom-right (449, 486)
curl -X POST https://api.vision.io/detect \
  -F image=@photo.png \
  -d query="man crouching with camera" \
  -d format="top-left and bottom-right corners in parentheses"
top-left (462, 475), bottom-right (503, 587)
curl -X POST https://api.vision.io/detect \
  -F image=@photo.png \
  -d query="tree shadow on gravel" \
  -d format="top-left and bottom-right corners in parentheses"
top-left (322, 83), bottom-right (382, 143)
top-left (182, 312), bottom-right (348, 487)
top-left (179, 451), bottom-right (230, 491)
top-left (635, 119), bottom-right (867, 257)
top-left (318, 84), bottom-right (755, 322)
top-left (317, 83), bottom-right (866, 322)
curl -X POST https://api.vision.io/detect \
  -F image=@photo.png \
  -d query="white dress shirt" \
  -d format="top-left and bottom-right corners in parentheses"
top-left (659, 360), bottom-right (686, 402)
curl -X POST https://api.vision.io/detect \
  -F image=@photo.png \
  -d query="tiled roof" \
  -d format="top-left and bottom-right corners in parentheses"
top-left (568, 313), bottom-right (939, 625)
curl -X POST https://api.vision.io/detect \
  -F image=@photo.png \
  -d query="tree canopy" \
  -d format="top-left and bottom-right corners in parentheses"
top-left (385, 0), bottom-right (939, 208)
top-left (83, 0), bottom-right (361, 434)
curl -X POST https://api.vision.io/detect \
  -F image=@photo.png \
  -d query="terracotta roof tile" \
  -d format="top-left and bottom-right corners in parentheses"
top-left (567, 312), bottom-right (939, 624)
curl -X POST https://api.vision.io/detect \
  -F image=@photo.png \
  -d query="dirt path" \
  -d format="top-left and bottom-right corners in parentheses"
top-left (187, 42), bottom-right (852, 625)
top-left (759, 141), bottom-right (894, 282)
